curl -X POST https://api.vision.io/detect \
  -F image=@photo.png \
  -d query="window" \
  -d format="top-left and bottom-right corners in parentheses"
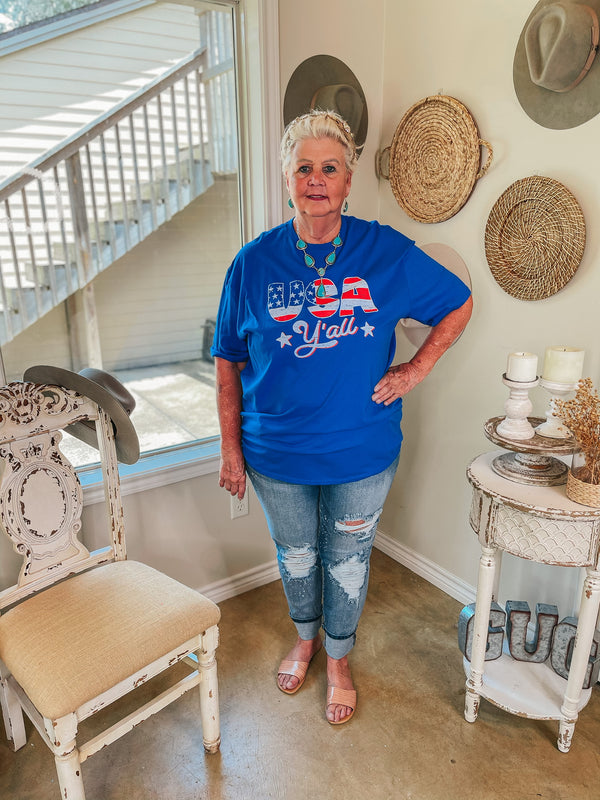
top-left (0, 1), bottom-right (102, 34)
top-left (0, 0), bottom-right (281, 474)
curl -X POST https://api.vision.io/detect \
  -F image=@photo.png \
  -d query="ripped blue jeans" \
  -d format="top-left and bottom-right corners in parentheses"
top-left (246, 456), bottom-right (399, 660)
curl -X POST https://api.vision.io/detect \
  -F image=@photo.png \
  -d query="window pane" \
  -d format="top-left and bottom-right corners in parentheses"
top-left (0, 1), bottom-right (102, 34)
top-left (0, 3), bottom-right (240, 467)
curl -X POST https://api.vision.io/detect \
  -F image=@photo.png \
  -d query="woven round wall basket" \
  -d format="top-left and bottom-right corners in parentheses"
top-left (485, 176), bottom-right (586, 301)
top-left (386, 95), bottom-right (493, 223)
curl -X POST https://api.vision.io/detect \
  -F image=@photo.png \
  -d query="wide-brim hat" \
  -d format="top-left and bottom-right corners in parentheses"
top-left (514, 0), bottom-right (600, 129)
top-left (399, 243), bottom-right (472, 348)
top-left (23, 365), bottom-right (140, 464)
top-left (484, 175), bottom-right (586, 301)
top-left (283, 54), bottom-right (368, 154)
top-left (386, 95), bottom-right (493, 224)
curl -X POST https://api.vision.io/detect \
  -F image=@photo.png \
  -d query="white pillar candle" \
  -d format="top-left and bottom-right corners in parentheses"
top-left (506, 351), bottom-right (538, 382)
top-left (542, 346), bottom-right (585, 384)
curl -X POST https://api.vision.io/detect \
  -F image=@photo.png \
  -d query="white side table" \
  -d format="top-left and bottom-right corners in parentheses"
top-left (464, 451), bottom-right (600, 752)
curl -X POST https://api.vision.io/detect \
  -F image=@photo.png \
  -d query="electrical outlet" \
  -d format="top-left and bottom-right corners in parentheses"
top-left (230, 492), bottom-right (249, 519)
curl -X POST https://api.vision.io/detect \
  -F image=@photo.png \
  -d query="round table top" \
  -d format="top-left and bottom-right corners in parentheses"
top-left (467, 451), bottom-right (600, 520)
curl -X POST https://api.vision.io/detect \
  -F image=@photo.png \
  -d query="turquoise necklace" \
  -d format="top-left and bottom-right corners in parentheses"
top-left (295, 228), bottom-right (343, 298)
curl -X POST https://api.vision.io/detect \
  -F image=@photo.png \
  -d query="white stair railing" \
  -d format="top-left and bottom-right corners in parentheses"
top-left (0, 15), bottom-right (237, 346)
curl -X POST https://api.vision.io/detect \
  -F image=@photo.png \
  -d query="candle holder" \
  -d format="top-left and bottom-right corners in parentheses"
top-left (536, 378), bottom-right (578, 439)
top-left (496, 374), bottom-right (539, 441)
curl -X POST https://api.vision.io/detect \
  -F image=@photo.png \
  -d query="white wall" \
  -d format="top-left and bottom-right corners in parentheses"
top-left (279, 0), bottom-right (598, 617)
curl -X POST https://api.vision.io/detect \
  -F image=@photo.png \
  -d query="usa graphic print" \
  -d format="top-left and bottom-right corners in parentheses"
top-left (268, 280), bottom-right (305, 322)
top-left (268, 276), bottom-right (378, 359)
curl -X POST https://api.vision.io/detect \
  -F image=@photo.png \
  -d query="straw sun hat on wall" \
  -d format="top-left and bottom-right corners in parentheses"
top-left (514, 0), bottom-right (600, 129)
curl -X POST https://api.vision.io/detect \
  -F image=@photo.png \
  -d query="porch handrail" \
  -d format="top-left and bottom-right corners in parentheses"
top-left (0, 15), bottom-right (238, 347)
top-left (0, 48), bottom-right (209, 200)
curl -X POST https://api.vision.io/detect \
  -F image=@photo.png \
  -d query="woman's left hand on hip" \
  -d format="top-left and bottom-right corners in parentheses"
top-left (372, 362), bottom-right (423, 406)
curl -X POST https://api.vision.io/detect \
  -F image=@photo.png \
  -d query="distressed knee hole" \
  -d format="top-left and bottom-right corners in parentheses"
top-left (335, 508), bottom-right (382, 539)
top-left (329, 555), bottom-right (368, 602)
top-left (280, 545), bottom-right (318, 579)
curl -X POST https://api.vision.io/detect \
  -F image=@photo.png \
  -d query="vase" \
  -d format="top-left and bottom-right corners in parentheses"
top-left (566, 451), bottom-right (600, 507)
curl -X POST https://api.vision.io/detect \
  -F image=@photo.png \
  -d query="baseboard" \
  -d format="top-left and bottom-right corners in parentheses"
top-left (374, 530), bottom-right (476, 607)
top-left (197, 530), bottom-right (476, 608)
top-left (198, 559), bottom-right (280, 604)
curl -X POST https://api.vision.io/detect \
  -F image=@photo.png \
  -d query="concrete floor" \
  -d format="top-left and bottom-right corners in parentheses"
top-left (1, 549), bottom-right (600, 800)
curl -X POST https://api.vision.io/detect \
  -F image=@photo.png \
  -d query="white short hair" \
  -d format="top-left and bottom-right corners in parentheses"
top-left (280, 109), bottom-right (358, 175)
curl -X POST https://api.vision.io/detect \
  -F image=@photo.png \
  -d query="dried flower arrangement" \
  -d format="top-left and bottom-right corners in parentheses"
top-left (556, 377), bottom-right (600, 485)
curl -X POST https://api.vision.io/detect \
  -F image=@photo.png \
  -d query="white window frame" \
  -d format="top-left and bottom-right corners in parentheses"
top-left (78, 0), bottom-right (282, 500)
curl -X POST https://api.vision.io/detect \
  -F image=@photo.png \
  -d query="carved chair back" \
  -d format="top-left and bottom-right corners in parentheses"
top-left (0, 380), bottom-right (125, 612)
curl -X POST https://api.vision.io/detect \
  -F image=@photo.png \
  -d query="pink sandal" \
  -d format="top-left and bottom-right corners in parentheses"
top-left (277, 659), bottom-right (310, 695)
top-left (326, 685), bottom-right (356, 725)
top-left (277, 642), bottom-right (322, 695)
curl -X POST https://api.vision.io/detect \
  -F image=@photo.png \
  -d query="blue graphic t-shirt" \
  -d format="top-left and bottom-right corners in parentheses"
top-left (211, 215), bottom-right (471, 485)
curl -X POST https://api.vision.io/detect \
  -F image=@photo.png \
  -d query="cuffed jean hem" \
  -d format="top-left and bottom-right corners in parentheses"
top-left (296, 621), bottom-right (355, 659)
top-left (297, 623), bottom-right (355, 659)
top-left (325, 632), bottom-right (356, 660)
top-left (295, 620), bottom-right (322, 641)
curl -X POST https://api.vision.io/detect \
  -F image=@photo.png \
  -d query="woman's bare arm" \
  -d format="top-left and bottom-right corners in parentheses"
top-left (215, 356), bottom-right (247, 498)
top-left (372, 295), bottom-right (473, 406)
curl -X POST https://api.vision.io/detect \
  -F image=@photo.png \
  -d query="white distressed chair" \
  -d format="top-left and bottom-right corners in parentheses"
top-left (0, 379), bottom-right (221, 799)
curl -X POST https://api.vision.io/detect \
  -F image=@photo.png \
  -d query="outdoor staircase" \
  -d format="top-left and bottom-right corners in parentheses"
top-left (0, 13), bottom-right (237, 348)
top-left (52, 149), bottom-right (214, 273)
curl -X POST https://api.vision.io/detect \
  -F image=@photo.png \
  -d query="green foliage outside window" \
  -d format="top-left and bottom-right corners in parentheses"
top-left (0, 0), bottom-right (102, 33)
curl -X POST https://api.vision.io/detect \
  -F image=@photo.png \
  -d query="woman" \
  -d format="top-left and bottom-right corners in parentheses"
top-left (212, 110), bottom-right (472, 724)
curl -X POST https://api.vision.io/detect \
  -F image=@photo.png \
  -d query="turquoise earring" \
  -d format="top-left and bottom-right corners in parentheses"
top-left (288, 198), bottom-right (294, 209)
top-left (343, 200), bottom-right (349, 213)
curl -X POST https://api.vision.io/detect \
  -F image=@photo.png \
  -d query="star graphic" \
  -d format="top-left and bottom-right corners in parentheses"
top-left (277, 332), bottom-right (293, 348)
top-left (361, 322), bottom-right (375, 337)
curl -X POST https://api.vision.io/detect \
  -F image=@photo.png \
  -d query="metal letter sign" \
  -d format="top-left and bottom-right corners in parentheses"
top-left (505, 601), bottom-right (559, 663)
top-left (550, 617), bottom-right (600, 690)
top-left (458, 602), bottom-right (506, 661)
